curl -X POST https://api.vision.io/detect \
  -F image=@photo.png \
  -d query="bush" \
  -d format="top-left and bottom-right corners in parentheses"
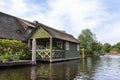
top-left (0, 39), bottom-right (29, 61)
top-left (110, 48), bottom-right (120, 53)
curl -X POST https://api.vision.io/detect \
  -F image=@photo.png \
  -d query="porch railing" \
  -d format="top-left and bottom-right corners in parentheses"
top-left (37, 50), bottom-right (50, 59)
top-left (36, 50), bottom-right (65, 59)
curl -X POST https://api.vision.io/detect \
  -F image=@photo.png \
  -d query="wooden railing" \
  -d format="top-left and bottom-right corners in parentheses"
top-left (36, 50), bottom-right (65, 59)
top-left (37, 50), bottom-right (50, 59)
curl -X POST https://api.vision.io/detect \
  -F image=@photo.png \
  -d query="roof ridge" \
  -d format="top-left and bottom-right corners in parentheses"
top-left (0, 11), bottom-right (34, 25)
top-left (0, 11), bottom-right (22, 20)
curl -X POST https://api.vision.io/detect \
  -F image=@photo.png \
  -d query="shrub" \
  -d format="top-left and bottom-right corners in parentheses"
top-left (0, 39), bottom-right (29, 61)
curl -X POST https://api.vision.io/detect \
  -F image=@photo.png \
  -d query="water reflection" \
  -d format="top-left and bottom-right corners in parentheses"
top-left (31, 67), bottom-right (36, 80)
top-left (0, 67), bottom-right (31, 80)
top-left (74, 57), bottom-right (99, 80)
top-left (0, 55), bottom-right (120, 80)
top-left (34, 61), bottom-right (79, 80)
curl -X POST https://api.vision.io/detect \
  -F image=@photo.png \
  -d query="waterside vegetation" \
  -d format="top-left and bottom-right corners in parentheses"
top-left (78, 28), bottom-right (120, 57)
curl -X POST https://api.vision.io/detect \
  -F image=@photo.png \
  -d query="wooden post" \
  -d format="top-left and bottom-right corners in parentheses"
top-left (32, 38), bottom-right (36, 65)
top-left (50, 37), bottom-right (52, 62)
top-left (82, 48), bottom-right (85, 59)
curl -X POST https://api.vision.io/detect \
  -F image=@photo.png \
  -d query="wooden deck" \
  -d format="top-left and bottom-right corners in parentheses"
top-left (0, 60), bottom-right (32, 67)
top-left (37, 57), bottom-right (80, 62)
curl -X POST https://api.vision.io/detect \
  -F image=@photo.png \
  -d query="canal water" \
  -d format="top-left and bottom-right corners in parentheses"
top-left (0, 55), bottom-right (120, 80)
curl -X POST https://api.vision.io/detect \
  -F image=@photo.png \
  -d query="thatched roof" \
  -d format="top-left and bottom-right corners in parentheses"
top-left (0, 12), bottom-right (79, 43)
top-left (39, 23), bottom-right (80, 43)
top-left (0, 12), bottom-right (35, 41)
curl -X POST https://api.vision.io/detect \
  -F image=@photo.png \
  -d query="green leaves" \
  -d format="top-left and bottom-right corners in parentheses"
top-left (0, 39), bottom-right (28, 61)
top-left (100, 43), bottom-right (111, 53)
top-left (78, 29), bottom-right (101, 55)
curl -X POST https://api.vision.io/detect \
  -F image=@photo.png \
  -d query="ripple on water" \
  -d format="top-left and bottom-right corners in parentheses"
top-left (92, 55), bottom-right (120, 80)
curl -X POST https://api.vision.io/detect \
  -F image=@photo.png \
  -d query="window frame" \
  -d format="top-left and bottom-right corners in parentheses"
top-left (57, 41), bottom-right (63, 49)
top-left (65, 42), bottom-right (69, 50)
top-left (77, 44), bottom-right (80, 51)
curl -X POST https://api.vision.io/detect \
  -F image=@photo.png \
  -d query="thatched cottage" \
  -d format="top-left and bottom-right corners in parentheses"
top-left (0, 12), bottom-right (80, 62)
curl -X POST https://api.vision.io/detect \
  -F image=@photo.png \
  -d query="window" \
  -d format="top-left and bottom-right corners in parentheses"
top-left (57, 41), bottom-right (63, 49)
top-left (66, 42), bottom-right (69, 50)
top-left (28, 29), bottom-right (32, 33)
top-left (77, 44), bottom-right (80, 51)
top-left (25, 28), bottom-right (32, 36)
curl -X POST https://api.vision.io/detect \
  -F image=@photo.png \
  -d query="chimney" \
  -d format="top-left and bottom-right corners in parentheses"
top-left (33, 20), bottom-right (39, 27)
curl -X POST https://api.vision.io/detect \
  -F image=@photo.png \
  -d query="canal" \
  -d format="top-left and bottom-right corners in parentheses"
top-left (0, 55), bottom-right (120, 80)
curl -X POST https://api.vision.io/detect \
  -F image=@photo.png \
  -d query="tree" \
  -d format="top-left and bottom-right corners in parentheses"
top-left (100, 43), bottom-right (111, 53)
top-left (92, 41), bottom-right (102, 54)
top-left (111, 48), bottom-right (119, 52)
top-left (111, 42), bottom-right (120, 53)
top-left (78, 29), bottom-right (99, 55)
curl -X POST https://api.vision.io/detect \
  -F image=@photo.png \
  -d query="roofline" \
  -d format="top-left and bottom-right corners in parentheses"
top-left (0, 11), bottom-right (35, 27)
top-left (0, 12), bottom-right (80, 43)
top-left (38, 22), bottom-right (73, 36)
top-left (39, 23), bottom-right (80, 43)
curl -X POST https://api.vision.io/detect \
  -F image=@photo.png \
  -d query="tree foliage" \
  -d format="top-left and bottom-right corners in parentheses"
top-left (78, 29), bottom-right (120, 55)
top-left (100, 42), bottom-right (120, 53)
top-left (111, 42), bottom-right (120, 53)
top-left (100, 43), bottom-right (111, 53)
top-left (78, 29), bottom-right (101, 55)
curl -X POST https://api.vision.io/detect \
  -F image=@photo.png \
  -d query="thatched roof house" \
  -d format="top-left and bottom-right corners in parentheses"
top-left (0, 12), bottom-right (79, 43)
top-left (0, 12), bottom-right (80, 62)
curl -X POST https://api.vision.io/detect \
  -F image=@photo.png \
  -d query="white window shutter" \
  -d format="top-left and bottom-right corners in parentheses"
top-left (65, 42), bottom-right (69, 50)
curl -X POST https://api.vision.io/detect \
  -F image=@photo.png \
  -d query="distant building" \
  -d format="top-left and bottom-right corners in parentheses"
top-left (0, 12), bottom-right (80, 62)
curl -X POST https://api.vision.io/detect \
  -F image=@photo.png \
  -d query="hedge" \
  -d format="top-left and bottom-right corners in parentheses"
top-left (0, 39), bottom-right (29, 61)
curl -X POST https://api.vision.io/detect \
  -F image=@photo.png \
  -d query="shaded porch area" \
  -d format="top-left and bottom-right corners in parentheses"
top-left (30, 37), bottom-right (66, 62)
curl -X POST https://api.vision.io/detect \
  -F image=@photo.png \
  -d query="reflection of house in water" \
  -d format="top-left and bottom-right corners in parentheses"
top-left (31, 60), bottom-right (79, 80)
top-left (0, 60), bottom-right (79, 80)
top-left (0, 12), bottom-right (80, 62)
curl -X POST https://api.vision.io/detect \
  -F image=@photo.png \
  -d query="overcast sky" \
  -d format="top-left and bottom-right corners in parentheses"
top-left (0, 0), bottom-right (120, 45)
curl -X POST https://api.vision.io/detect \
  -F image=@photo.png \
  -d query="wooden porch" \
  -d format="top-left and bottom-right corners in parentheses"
top-left (30, 37), bottom-right (67, 62)
top-left (29, 24), bottom-right (80, 63)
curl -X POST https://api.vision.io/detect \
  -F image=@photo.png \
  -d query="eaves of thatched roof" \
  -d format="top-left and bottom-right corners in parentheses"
top-left (39, 23), bottom-right (80, 43)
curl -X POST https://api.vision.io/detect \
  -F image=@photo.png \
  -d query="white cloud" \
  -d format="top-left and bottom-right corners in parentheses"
top-left (30, 0), bottom-right (108, 35)
top-left (1, 0), bottom-right (107, 31)
top-left (97, 22), bottom-right (120, 45)
top-left (0, 0), bottom-right (4, 5)
top-left (41, 0), bottom-right (109, 37)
